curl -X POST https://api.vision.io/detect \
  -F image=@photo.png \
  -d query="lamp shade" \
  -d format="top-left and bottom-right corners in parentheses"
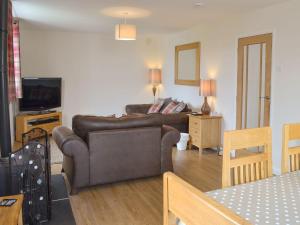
top-left (115, 24), bottom-right (136, 40)
top-left (149, 69), bottom-right (162, 86)
top-left (200, 79), bottom-right (216, 97)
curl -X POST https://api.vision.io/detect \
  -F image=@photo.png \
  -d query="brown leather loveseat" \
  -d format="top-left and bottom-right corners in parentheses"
top-left (125, 104), bottom-right (191, 133)
top-left (53, 114), bottom-right (180, 195)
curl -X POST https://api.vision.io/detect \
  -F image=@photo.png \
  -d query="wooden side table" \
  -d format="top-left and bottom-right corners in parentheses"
top-left (188, 115), bottom-right (222, 153)
top-left (0, 194), bottom-right (23, 225)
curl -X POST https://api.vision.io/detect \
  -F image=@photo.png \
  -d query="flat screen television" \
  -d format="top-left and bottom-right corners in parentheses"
top-left (19, 77), bottom-right (62, 112)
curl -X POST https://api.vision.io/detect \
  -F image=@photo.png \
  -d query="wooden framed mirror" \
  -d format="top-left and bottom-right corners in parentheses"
top-left (175, 42), bottom-right (200, 86)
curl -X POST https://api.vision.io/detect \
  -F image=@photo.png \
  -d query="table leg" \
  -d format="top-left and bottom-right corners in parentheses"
top-left (18, 208), bottom-right (23, 225)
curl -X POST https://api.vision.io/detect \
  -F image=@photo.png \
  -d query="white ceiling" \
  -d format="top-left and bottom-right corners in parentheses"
top-left (13, 0), bottom-right (286, 35)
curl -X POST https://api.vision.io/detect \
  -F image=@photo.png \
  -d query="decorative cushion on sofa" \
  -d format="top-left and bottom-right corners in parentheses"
top-left (174, 101), bottom-right (187, 113)
top-left (161, 101), bottom-right (179, 114)
top-left (148, 101), bottom-right (164, 113)
top-left (158, 97), bottom-right (172, 111)
top-left (125, 102), bottom-right (191, 133)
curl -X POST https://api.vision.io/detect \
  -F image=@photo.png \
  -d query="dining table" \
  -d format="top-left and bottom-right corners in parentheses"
top-left (206, 170), bottom-right (300, 225)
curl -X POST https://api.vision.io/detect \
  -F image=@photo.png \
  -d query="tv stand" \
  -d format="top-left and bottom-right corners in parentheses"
top-left (16, 112), bottom-right (62, 142)
top-left (27, 110), bottom-right (57, 116)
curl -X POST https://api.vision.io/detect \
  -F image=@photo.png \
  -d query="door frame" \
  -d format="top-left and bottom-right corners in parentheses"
top-left (236, 33), bottom-right (273, 129)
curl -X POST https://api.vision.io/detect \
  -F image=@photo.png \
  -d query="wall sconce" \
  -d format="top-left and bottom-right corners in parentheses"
top-left (200, 79), bottom-right (216, 115)
top-left (149, 68), bottom-right (161, 101)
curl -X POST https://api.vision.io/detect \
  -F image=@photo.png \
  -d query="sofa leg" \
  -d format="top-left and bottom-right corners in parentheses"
top-left (70, 187), bottom-right (79, 195)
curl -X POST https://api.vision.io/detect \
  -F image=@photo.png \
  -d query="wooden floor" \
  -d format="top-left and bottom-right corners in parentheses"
top-left (52, 149), bottom-right (222, 225)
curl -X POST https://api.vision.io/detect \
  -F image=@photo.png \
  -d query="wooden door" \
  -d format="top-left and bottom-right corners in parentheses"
top-left (236, 33), bottom-right (273, 129)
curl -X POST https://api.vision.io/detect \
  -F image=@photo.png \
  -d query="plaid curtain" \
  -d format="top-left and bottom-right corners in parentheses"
top-left (13, 20), bottom-right (22, 98)
top-left (7, 0), bottom-right (16, 102)
top-left (7, 0), bottom-right (22, 102)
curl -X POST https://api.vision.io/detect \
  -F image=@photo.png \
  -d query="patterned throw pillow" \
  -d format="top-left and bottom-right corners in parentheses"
top-left (174, 101), bottom-right (186, 113)
top-left (161, 101), bottom-right (179, 114)
top-left (158, 97), bottom-right (172, 112)
top-left (148, 101), bottom-right (164, 114)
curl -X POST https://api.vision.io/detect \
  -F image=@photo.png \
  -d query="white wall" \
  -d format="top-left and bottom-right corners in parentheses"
top-left (161, 0), bottom-right (300, 174)
top-left (20, 28), bottom-right (163, 127)
top-left (19, 0), bottom-right (300, 173)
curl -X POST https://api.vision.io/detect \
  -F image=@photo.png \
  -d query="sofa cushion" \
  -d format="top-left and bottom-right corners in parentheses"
top-left (72, 114), bottom-right (162, 141)
top-left (174, 101), bottom-right (187, 113)
top-left (147, 101), bottom-right (164, 113)
top-left (158, 97), bottom-right (172, 111)
top-left (181, 104), bottom-right (191, 112)
top-left (161, 101), bottom-right (178, 114)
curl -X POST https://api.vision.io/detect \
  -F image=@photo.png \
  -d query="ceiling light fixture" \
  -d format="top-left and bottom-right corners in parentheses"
top-left (115, 12), bottom-right (136, 41)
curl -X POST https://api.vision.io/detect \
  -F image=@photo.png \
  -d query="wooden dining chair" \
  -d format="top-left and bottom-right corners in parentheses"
top-left (222, 127), bottom-right (272, 188)
top-left (282, 123), bottom-right (300, 173)
top-left (163, 172), bottom-right (251, 225)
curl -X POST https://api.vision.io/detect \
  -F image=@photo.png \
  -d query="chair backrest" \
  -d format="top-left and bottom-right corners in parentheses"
top-left (72, 114), bottom-right (162, 141)
top-left (163, 172), bottom-right (250, 225)
top-left (222, 127), bottom-right (272, 188)
top-left (282, 123), bottom-right (300, 173)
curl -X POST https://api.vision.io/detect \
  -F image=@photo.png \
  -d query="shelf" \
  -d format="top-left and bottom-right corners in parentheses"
top-left (16, 112), bottom-right (62, 142)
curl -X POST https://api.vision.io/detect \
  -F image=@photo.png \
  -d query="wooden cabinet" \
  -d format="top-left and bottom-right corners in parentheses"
top-left (0, 195), bottom-right (23, 225)
top-left (15, 112), bottom-right (62, 142)
top-left (188, 115), bottom-right (222, 152)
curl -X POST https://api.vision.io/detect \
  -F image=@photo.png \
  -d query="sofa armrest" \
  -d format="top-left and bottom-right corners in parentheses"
top-left (53, 126), bottom-right (89, 157)
top-left (52, 126), bottom-right (90, 190)
top-left (125, 104), bottom-right (152, 114)
top-left (161, 125), bottom-right (180, 173)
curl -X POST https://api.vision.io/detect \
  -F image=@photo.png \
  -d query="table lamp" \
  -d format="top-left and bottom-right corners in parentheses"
top-left (149, 69), bottom-right (162, 99)
top-left (200, 79), bottom-right (216, 115)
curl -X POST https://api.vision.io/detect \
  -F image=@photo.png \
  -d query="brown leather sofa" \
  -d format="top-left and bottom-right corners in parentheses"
top-left (53, 114), bottom-right (180, 195)
top-left (125, 104), bottom-right (191, 133)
